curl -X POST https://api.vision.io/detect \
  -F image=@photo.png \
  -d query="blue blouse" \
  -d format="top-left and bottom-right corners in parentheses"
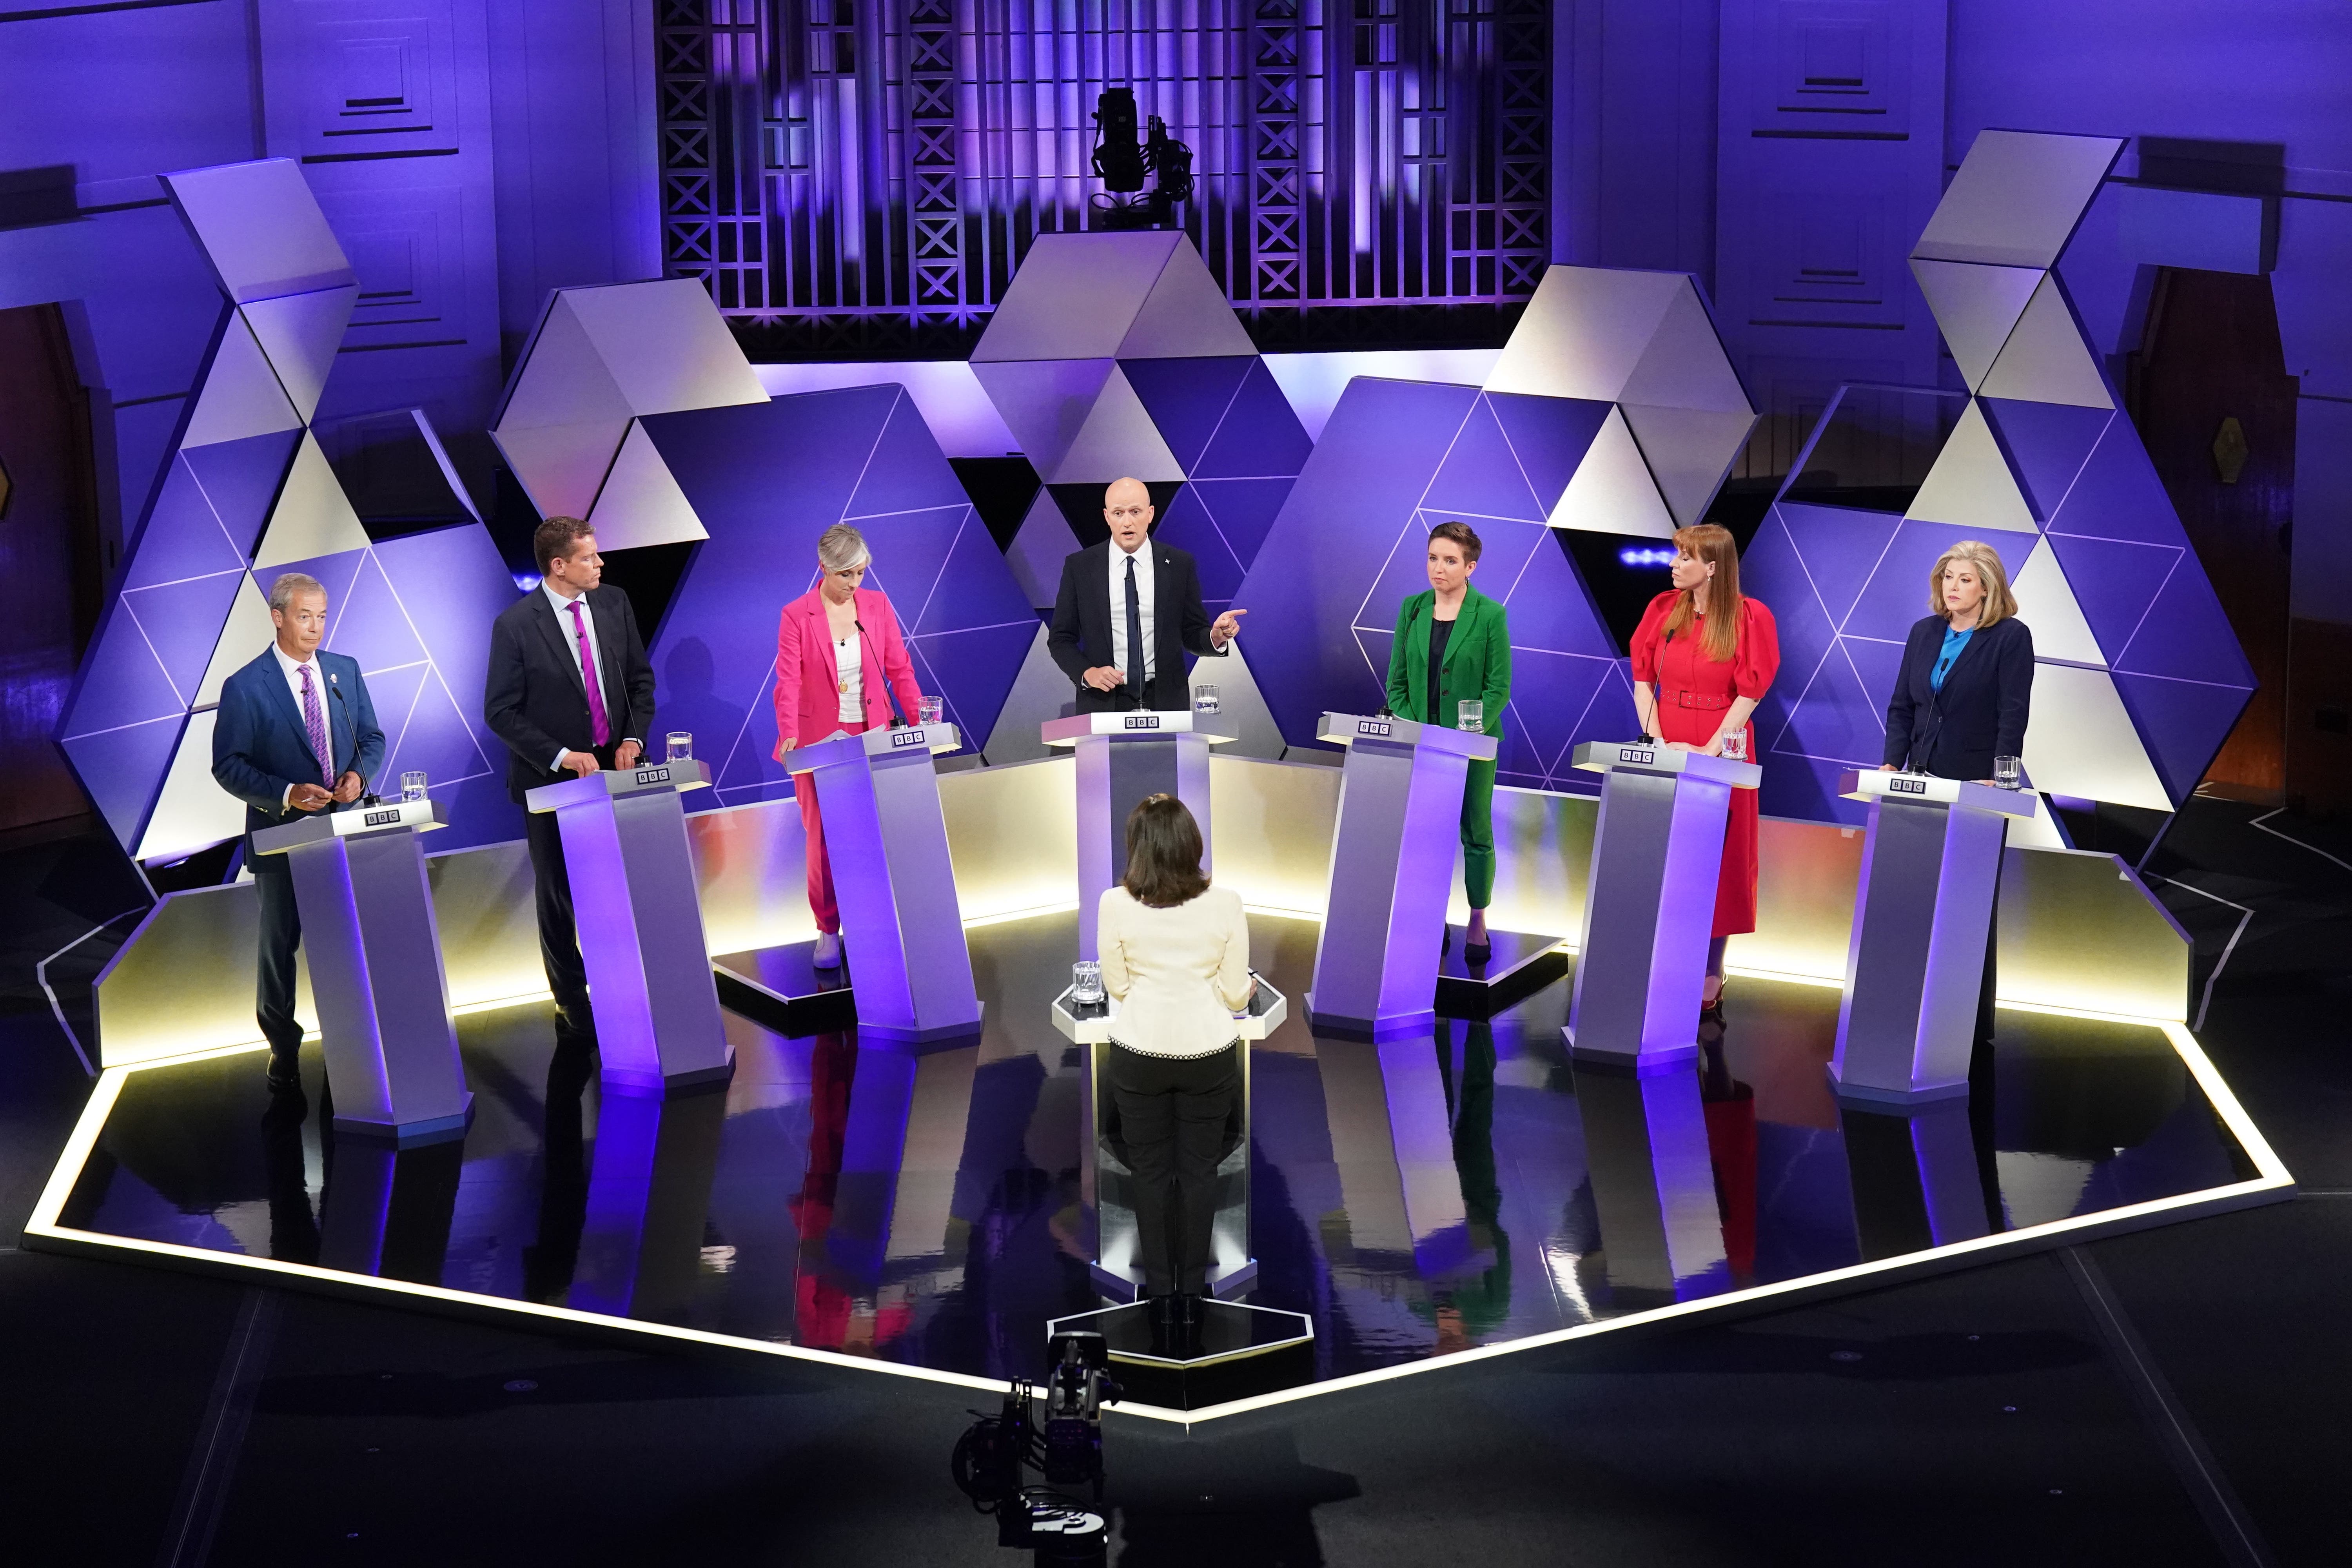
top-left (1930, 624), bottom-right (1975, 692)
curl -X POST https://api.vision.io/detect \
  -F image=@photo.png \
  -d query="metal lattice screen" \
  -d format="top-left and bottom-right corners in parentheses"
top-left (656, 0), bottom-right (1549, 357)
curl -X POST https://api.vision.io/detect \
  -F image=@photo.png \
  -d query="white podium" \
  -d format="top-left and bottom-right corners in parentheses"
top-left (251, 798), bottom-right (469, 1144)
top-left (1830, 769), bottom-right (2039, 1103)
top-left (1565, 742), bottom-right (1762, 1073)
top-left (1051, 977), bottom-right (1287, 1300)
top-left (528, 758), bottom-right (730, 1092)
top-left (1043, 709), bottom-right (1240, 960)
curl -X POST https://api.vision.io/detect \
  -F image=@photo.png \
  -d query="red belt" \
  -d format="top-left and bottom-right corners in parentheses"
top-left (1665, 690), bottom-right (1732, 711)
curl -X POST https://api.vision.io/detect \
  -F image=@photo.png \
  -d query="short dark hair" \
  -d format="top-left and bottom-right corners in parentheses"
top-left (1428, 521), bottom-right (1482, 563)
top-left (1122, 793), bottom-right (1209, 909)
top-left (534, 515), bottom-right (596, 574)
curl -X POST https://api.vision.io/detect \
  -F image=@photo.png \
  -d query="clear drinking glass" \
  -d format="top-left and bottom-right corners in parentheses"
top-left (666, 731), bottom-right (693, 763)
top-left (1722, 727), bottom-right (1749, 762)
top-left (1994, 754), bottom-right (2022, 790)
top-left (1192, 684), bottom-right (1221, 715)
top-left (917, 696), bottom-right (944, 727)
top-left (1071, 960), bottom-right (1105, 1006)
top-left (1456, 699), bottom-right (1484, 732)
top-left (400, 771), bottom-right (428, 802)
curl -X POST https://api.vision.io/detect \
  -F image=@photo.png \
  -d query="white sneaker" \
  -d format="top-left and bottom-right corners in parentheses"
top-left (813, 930), bottom-right (843, 968)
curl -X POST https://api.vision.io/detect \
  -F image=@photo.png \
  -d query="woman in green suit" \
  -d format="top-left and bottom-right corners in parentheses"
top-left (1385, 521), bottom-right (1512, 958)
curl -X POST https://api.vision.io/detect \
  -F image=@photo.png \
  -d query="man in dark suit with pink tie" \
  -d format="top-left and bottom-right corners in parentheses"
top-left (484, 516), bottom-right (658, 1044)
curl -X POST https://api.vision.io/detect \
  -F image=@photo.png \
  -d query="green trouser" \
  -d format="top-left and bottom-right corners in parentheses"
top-left (1460, 755), bottom-right (1496, 910)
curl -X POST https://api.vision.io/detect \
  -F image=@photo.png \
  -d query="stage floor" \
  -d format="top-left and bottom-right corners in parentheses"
top-left (31, 910), bottom-right (2286, 1418)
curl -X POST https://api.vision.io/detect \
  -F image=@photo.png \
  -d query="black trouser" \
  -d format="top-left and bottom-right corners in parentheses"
top-left (254, 856), bottom-right (305, 1057)
top-left (523, 750), bottom-right (615, 1033)
top-left (1109, 1042), bottom-right (1240, 1297)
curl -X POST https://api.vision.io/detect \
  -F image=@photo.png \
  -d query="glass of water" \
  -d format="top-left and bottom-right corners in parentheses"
top-left (1457, 699), bottom-right (1484, 732)
top-left (1722, 726), bottom-right (1748, 762)
top-left (666, 731), bottom-right (693, 763)
top-left (917, 695), bottom-right (943, 727)
top-left (1071, 960), bottom-right (1104, 1007)
top-left (1192, 685), bottom-right (1221, 715)
top-left (400, 770), bottom-right (428, 802)
top-left (1994, 754), bottom-right (2022, 790)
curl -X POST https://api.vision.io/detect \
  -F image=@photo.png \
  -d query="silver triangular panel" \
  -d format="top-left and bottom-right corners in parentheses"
top-left (240, 285), bottom-right (356, 423)
top-left (2019, 662), bottom-right (2171, 812)
top-left (1621, 404), bottom-right (1756, 528)
top-left (587, 420), bottom-right (708, 549)
top-left (495, 294), bottom-right (636, 432)
top-left (1050, 364), bottom-right (1185, 484)
top-left (1547, 406), bottom-right (1677, 537)
top-left (1619, 283), bottom-right (1751, 413)
top-left (1976, 273), bottom-right (2115, 410)
top-left (183, 311), bottom-right (303, 450)
top-left (562, 278), bottom-right (767, 416)
top-left (1904, 401), bottom-right (2039, 532)
top-left (970, 358), bottom-right (1118, 483)
top-left (490, 420), bottom-right (632, 523)
top-left (1910, 259), bottom-right (2044, 391)
top-left (972, 232), bottom-right (1181, 363)
top-left (135, 708), bottom-right (247, 862)
top-left (1486, 265), bottom-right (1684, 403)
top-left (2011, 535), bottom-right (2105, 668)
top-left (1911, 129), bottom-right (2126, 270)
top-left (194, 572), bottom-right (278, 707)
top-left (1116, 238), bottom-right (1258, 359)
top-left (1005, 490), bottom-right (1082, 610)
top-left (253, 432), bottom-right (369, 566)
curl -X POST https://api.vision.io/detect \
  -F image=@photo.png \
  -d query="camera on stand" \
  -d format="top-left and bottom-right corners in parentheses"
top-left (1090, 87), bottom-right (1194, 231)
top-left (951, 1330), bottom-right (1120, 1566)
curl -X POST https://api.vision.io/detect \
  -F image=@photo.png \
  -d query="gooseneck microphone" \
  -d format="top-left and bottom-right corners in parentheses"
top-left (854, 619), bottom-right (910, 726)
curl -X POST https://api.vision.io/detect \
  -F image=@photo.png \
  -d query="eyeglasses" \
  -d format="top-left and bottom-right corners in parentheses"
top-left (1105, 506), bottom-right (1151, 521)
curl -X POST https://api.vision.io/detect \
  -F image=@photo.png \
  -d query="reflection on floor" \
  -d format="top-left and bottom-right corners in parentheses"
top-left (54, 911), bottom-right (2260, 1390)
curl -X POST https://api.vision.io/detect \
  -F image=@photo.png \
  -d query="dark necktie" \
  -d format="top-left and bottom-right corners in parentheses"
top-left (1123, 554), bottom-right (1145, 702)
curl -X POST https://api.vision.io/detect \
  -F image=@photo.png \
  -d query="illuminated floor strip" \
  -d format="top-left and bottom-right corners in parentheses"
top-left (24, 1005), bottom-right (2291, 1430)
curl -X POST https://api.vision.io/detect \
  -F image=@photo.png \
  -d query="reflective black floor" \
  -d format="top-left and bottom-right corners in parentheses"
top-left (53, 911), bottom-right (2264, 1393)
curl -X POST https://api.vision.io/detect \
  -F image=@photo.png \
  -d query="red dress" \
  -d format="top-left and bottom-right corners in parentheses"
top-left (1628, 591), bottom-right (1780, 937)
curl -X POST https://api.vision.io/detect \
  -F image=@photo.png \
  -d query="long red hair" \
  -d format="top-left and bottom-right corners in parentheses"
top-left (1660, 523), bottom-right (1744, 664)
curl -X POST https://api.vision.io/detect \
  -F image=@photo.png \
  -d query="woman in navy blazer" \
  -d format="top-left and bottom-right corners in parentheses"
top-left (1881, 539), bottom-right (2033, 781)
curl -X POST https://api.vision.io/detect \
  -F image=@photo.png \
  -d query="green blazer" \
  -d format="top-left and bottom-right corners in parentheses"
top-left (1385, 585), bottom-right (1510, 737)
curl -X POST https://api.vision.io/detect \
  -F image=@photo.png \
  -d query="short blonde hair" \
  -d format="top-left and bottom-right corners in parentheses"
top-left (817, 523), bottom-right (869, 574)
top-left (1927, 540), bottom-right (2018, 628)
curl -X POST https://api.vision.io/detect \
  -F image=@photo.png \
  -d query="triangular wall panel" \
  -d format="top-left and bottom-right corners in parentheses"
top-left (1904, 401), bottom-right (2039, 532)
top-left (1547, 407), bottom-right (1676, 537)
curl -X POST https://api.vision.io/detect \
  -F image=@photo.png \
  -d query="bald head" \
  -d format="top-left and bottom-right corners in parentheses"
top-left (1103, 477), bottom-right (1153, 552)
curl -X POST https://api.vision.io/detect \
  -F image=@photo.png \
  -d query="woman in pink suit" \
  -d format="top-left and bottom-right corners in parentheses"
top-left (773, 523), bottom-right (927, 968)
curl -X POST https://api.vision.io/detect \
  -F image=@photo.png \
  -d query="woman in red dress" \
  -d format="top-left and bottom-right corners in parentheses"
top-left (1627, 523), bottom-right (1779, 1013)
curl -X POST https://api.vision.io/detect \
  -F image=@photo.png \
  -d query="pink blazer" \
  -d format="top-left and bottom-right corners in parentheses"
top-left (773, 586), bottom-right (925, 755)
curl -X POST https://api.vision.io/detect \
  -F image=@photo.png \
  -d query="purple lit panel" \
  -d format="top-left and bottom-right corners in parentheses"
top-left (642, 387), bottom-right (1034, 807)
top-left (1423, 398), bottom-right (1546, 523)
top-left (61, 606), bottom-right (185, 735)
top-left (60, 715), bottom-right (186, 847)
top-left (1189, 478), bottom-right (1296, 597)
top-left (372, 524), bottom-right (528, 849)
top-left (1483, 392), bottom-right (1614, 512)
top-left (1839, 520), bottom-right (1998, 642)
top-left (2042, 533), bottom-right (2182, 655)
top-left (253, 547), bottom-right (367, 617)
top-left (1190, 359), bottom-right (1314, 480)
top-left (2044, 419), bottom-right (2185, 546)
top-left (1155, 486), bottom-right (1244, 604)
top-left (326, 552), bottom-right (431, 674)
top-left (1122, 356), bottom-right (1255, 471)
top-left (1496, 530), bottom-right (1620, 662)
top-left (1978, 399), bottom-right (2112, 521)
top-left (122, 459), bottom-right (243, 591)
top-left (122, 571), bottom-right (245, 699)
top-left (2112, 673), bottom-right (2254, 805)
top-left (2112, 561), bottom-right (2258, 688)
top-left (1770, 502), bottom-right (1903, 632)
top-left (181, 430), bottom-right (303, 557)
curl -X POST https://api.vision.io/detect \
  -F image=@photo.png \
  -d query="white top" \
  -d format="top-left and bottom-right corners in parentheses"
top-left (833, 623), bottom-right (864, 724)
top-left (1107, 542), bottom-right (1157, 684)
top-left (270, 641), bottom-right (333, 805)
top-left (1096, 883), bottom-right (1252, 1058)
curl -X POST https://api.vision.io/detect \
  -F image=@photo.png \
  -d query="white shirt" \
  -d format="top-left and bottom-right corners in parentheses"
top-left (543, 581), bottom-right (639, 771)
top-left (1096, 884), bottom-right (1254, 1058)
top-left (270, 641), bottom-right (335, 807)
top-left (833, 623), bottom-right (864, 724)
top-left (1107, 541), bottom-right (1157, 685)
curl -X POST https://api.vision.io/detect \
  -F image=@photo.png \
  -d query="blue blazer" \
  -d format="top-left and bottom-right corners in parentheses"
top-left (211, 646), bottom-right (387, 851)
top-left (1882, 615), bottom-right (2033, 780)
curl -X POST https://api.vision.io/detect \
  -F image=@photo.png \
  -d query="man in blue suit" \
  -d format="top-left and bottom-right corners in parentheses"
top-left (212, 571), bottom-right (386, 1090)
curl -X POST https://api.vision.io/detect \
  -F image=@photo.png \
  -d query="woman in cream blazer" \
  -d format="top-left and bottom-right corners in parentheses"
top-left (1096, 794), bottom-right (1253, 1318)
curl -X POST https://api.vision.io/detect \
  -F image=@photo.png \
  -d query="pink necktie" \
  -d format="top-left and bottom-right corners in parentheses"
top-left (299, 664), bottom-right (332, 786)
top-left (569, 599), bottom-right (612, 747)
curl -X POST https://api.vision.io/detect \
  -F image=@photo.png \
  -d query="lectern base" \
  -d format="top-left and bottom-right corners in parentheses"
top-left (1828, 1065), bottom-right (1972, 1107)
top-left (854, 1003), bottom-right (985, 1051)
top-left (1046, 1299), bottom-right (1313, 1410)
top-left (1087, 1256), bottom-right (1259, 1304)
top-left (1301, 995), bottom-right (1435, 1042)
top-left (711, 943), bottom-right (857, 1038)
top-left (1436, 927), bottom-right (1567, 1018)
top-left (330, 1094), bottom-right (474, 1149)
top-left (601, 1060), bottom-right (736, 1097)
top-left (1561, 1031), bottom-right (1699, 1077)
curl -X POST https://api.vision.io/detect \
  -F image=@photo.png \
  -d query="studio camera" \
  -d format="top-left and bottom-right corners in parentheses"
top-left (951, 1330), bottom-right (1120, 1565)
top-left (1090, 87), bottom-right (1194, 230)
